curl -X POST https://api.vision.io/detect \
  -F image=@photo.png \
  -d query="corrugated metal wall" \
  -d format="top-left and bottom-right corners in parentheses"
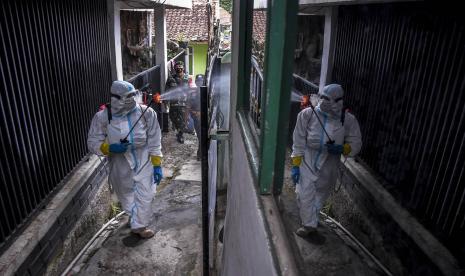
top-left (333, 2), bottom-right (465, 255)
top-left (0, 0), bottom-right (111, 249)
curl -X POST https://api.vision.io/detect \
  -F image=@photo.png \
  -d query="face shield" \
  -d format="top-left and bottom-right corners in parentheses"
top-left (110, 81), bottom-right (137, 115)
top-left (317, 84), bottom-right (344, 118)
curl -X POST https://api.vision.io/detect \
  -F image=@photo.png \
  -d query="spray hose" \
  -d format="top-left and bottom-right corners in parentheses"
top-left (307, 100), bottom-right (335, 144)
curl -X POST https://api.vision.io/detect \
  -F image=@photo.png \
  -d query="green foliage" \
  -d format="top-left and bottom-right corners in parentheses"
top-left (139, 44), bottom-right (156, 70)
top-left (322, 202), bottom-right (334, 217)
top-left (176, 32), bottom-right (188, 42)
top-left (109, 201), bottom-right (122, 219)
top-left (168, 48), bottom-right (179, 60)
top-left (220, 0), bottom-right (232, 13)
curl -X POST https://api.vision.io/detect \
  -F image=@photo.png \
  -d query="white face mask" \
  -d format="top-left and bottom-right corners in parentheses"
top-left (111, 91), bottom-right (136, 115)
top-left (318, 95), bottom-right (343, 118)
top-left (319, 99), bottom-right (332, 113)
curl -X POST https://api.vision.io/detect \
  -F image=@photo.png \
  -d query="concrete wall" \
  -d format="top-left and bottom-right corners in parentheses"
top-left (107, 0), bottom-right (123, 80)
top-left (318, 7), bottom-right (337, 92)
top-left (0, 156), bottom-right (111, 276)
top-left (45, 179), bottom-right (112, 276)
top-left (325, 158), bottom-right (462, 276)
top-left (154, 5), bottom-right (168, 91)
top-left (221, 119), bottom-right (277, 276)
top-left (220, 0), bottom-right (294, 274)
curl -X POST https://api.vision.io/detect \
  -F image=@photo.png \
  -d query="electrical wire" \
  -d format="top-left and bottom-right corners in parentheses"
top-left (320, 211), bottom-right (394, 276)
top-left (60, 211), bottom-right (126, 276)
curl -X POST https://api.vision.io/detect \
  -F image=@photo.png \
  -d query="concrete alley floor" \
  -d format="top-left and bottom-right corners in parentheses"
top-left (69, 130), bottom-right (202, 276)
top-left (281, 152), bottom-right (387, 276)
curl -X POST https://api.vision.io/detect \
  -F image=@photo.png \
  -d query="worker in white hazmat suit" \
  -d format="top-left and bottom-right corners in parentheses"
top-left (88, 80), bottom-right (163, 238)
top-left (291, 84), bottom-right (362, 237)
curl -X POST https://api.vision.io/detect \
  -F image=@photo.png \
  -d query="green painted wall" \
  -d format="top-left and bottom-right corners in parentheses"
top-left (191, 43), bottom-right (208, 76)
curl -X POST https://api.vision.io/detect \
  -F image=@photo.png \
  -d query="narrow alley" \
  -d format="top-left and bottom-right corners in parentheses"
top-left (66, 132), bottom-right (202, 275)
top-left (1, 0), bottom-right (464, 275)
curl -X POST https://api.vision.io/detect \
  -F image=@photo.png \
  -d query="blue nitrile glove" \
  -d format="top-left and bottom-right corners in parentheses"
top-left (109, 142), bottom-right (131, 153)
top-left (153, 166), bottom-right (163, 184)
top-left (291, 166), bottom-right (300, 185)
top-left (326, 143), bottom-right (344, 155)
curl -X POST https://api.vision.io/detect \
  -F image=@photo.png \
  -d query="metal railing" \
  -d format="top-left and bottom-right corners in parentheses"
top-left (166, 49), bottom-right (186, 78)
top-left (0, 0), bottom-right (112, 251)
top-left (127, 64), bottom-right (161, 93)
top-left (250, 56), bottom-right (263, 128)
top-left (248, 57), bottom-right (319, 135)
top-left (292, 73), bottom-right (319, 95)
top-left (334, 3), bottom-right (465, 252)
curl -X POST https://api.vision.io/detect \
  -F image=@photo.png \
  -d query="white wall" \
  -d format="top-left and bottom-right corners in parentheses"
top-left (222, 1), bottom-right (277, 274)
top-left (154, 5), bottom-right (168, 91)
top-left (221, 120), bottom-right (277, 276)
top-left (319, 7), bottom-right (338, 92)
top-left (107, 0), bottom-right (123, 80)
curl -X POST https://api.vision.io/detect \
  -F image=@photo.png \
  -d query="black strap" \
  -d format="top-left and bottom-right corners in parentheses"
top-left (110, 93), bottom-right (121, 99)
top-left (139, 104), bottom-right (148, 126)
top-left (105, 103), bottom-right (112, 124)
top-left (341, 108), bottom-right (346, 126)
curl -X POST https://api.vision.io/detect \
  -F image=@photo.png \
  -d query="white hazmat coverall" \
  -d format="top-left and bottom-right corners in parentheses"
top-left (291, 84), bottom-right (362, 228)
top-left (88, 81), bottom-right (162, 230)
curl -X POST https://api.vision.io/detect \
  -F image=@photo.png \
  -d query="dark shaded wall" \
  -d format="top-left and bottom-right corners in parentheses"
top-left (293, 15), bottom-right (324, 85)
top-left (121, 11), bottom-right (151, 79)
top-left (332, 2), bottom-right (465, 263)
top-left (0, 0), bottom-right (112, 250)
top-left (288, 16), bottom-right (324, 146)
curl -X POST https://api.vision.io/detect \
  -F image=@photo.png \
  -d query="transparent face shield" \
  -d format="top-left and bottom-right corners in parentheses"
top-left (134, 90), bottom-right (143, 104)
top-left (111, 91), bottom-right (136, 102)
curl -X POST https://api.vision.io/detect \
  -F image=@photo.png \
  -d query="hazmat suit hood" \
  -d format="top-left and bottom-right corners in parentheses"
top-left (110, 80), bottom-right (137, 116)
top-left (317, 83), bottom-right (344, 118)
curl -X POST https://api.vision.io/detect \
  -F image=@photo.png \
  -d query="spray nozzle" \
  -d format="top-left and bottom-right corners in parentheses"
top-left (301, 95), bottom-right (310, 109)
top-left (154, 93), bottom-right (161, 104)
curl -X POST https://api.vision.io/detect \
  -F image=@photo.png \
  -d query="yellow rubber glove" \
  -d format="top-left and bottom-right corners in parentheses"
top-left (150, 155), bottom-right (162, 166)
top-left (100, 143), bottom-right (110, 156)
top-left (291, 156), bottom-right (303, 167)
top-left (343, 143), bottom-right (351, 156)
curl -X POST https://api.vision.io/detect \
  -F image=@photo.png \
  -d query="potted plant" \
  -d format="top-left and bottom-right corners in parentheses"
top-left (176, 33), bottom-right (189, 49)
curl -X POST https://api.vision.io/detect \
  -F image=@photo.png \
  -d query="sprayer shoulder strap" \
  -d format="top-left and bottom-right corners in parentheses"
top-left (138, 104), bottom-right (149, 129)
top-left (306, 109), bottom-right (315, 131)
top-left (106, 103), bottom-right (112, 124)
top-left (341, 109), bottom-right (346, 126)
